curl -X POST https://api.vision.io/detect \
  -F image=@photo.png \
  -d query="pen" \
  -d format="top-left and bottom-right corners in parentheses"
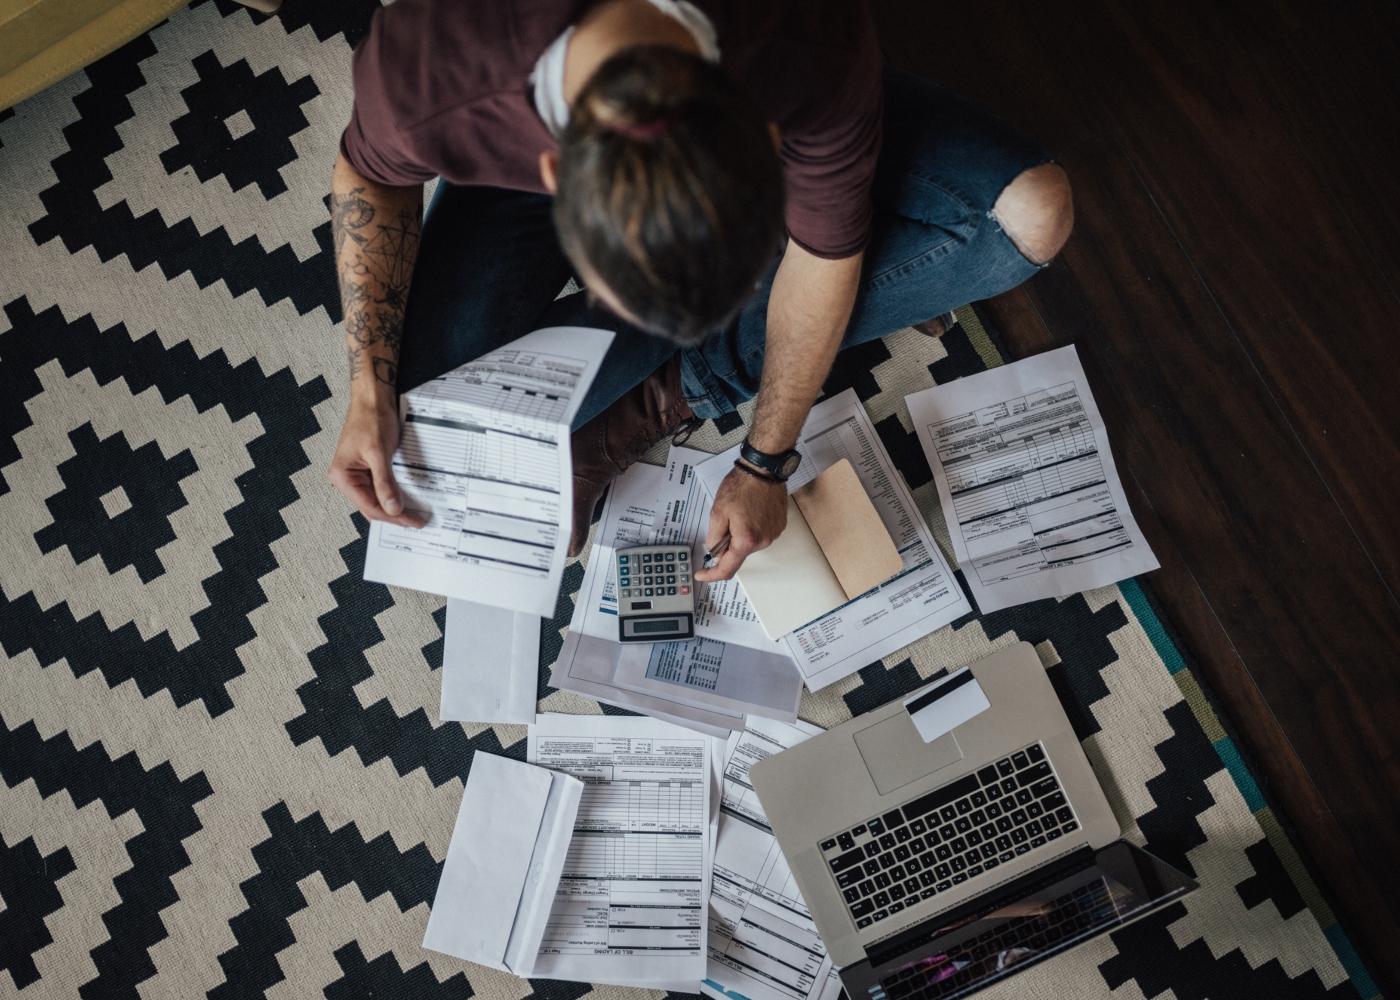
top-left (704, 533), bottom-right (731, 565)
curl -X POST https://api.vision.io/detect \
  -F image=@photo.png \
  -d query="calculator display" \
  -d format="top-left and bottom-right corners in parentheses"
top-left (633, 619), bottom-right (681, 634)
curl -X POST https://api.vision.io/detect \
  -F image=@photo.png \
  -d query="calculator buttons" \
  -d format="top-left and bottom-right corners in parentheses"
top-left (644, 588), bottom-right (654, 596)
top-left (666, 575), bottom-right (676, 584)
top-left (667, 587), bottom-right (677, 595)
top-left (678, 551), bottom-right (687, 561)
top-left (665, 552), bottom-right (675, 561)
top-left (642, 554), bottom-right (652, 562)
top-left (680, 586), bottom-right (690, 595)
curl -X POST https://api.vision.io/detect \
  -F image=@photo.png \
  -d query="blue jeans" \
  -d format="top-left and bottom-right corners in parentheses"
top-left (397, 67), bottom-right (1050, 428)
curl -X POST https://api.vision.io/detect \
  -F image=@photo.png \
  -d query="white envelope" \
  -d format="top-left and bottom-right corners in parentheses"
top-left (423, 753), bottom-right (582, 975)
top-left (441, 600), bottom-right (540, 725)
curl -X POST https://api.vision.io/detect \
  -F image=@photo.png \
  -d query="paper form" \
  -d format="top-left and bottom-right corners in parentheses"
top-left (702, 718), bottom-right (837, 1000)
top-left (696, 390), bottom-right (971, 691)
top-left (552, 447), bottom-right (803, 733)
top-left (904, 345), bottom-right (1158, 613)
top-left (529, 714), bottom-right (712, 989)
top-left (364, 327), bottom-right (613, 616)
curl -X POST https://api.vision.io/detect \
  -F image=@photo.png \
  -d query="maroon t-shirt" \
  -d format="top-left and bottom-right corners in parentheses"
top-left (340, 0), bottom-right (882, 258)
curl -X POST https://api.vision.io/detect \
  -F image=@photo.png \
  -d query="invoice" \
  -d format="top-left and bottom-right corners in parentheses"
top-left (905, 345), bottom-right (1158, 613)
top-left (529, 713), bottom-right (712, 989)
top-left (364, 327), bottom-right (613, 616)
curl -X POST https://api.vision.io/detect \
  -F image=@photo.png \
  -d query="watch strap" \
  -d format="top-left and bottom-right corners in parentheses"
top-left (739, 438), bottom-right (801, 481)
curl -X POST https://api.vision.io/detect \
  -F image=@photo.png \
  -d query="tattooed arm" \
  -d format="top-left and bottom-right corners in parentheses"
top-left (326, 153), bottom-right (426, 527)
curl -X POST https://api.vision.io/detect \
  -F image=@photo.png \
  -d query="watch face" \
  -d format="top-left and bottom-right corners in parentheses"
top-left (779, 452), bottom-right (802, 477)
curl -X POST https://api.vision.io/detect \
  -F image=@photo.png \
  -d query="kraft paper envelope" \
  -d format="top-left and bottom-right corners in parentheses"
top-left (422, 753), bottom-right (582, 976)
top-left (736, 459), bottom-right (904, 639)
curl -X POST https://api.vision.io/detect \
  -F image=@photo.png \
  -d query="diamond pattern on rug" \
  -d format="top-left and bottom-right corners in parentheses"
top-left (0, 1), bottom-right (1377, 999)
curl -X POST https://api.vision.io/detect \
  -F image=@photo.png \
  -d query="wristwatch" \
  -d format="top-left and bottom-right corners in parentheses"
top-left (739, 438), bottom-right (802, 482)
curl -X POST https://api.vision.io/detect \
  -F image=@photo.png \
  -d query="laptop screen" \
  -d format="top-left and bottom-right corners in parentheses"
top-left (856, 843), bottom-right (1196, 1000)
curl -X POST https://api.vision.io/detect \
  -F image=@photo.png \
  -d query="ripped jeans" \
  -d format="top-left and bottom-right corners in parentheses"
top-left (396, 66), bottom-right (1050, 427)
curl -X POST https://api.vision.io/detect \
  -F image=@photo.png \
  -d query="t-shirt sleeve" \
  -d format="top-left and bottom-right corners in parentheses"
top-left (780, 31), bottom-right (883, 259)
top-left (338, 5), bottom-right (440, 187)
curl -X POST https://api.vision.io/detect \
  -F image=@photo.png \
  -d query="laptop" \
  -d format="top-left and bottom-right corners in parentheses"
top-left (749, 642), bottom-right (1197, 998)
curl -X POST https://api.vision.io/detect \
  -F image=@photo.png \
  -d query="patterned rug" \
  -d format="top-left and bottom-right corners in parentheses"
top-left (0, 2), bottom-right (1381, 998)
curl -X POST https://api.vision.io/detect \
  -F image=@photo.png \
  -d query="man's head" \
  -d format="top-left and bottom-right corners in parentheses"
top-left (546, 46), bottom-right (785, 345)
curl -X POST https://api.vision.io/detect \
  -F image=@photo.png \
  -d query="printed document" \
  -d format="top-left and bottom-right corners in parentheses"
top-left (440, 600), bottom-right (539, 725)
top-left (529, 714), bottom-right (712, 989)
top-left (905, 345), bottom-right (1158, 613)
top-left (364, 327), bottom-right (613, 616)
top-left (553, 446), bottom-right (803, 732)
top-left (703, 717), bottom-right (835, 1000)
top-left (697, 390), bottom-right (971, 691)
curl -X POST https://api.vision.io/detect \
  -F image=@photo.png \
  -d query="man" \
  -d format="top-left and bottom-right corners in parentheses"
top-left (327, 0), bottom-right (1072, 585)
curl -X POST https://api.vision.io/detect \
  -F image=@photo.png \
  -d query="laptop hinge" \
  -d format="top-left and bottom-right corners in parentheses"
top-left (864, 846), bottom-right (1098, 967)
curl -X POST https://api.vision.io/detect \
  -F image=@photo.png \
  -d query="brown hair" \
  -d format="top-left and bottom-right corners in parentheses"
top-left (554, 46), bottom-right (786, 345)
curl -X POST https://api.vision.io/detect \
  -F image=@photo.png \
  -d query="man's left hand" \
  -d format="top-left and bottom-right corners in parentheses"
top-left (693, 467), bottom-right (787, 582)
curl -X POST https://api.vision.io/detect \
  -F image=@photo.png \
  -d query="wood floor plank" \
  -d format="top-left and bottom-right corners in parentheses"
top-left (1079, 0), bottom-right (1400, 601)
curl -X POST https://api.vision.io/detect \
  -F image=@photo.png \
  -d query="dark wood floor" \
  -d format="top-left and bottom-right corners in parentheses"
top-left (871, 0), bottom-right (1400, 992)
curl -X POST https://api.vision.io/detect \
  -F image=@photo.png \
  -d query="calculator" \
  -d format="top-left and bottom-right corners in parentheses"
top-left (615, 545), bottom-right (696, 642)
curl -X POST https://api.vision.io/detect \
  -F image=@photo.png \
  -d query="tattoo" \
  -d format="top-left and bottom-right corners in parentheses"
top-left (372, 357), bottom-right (398, 387)
top-left (333, 185), bottom-right (420, 390)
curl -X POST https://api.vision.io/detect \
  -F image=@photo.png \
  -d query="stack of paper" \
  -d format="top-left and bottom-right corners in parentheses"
top-left (423, 753), bottom-right (583, 975)
top-left (439, 600), bottom-right (539, 725)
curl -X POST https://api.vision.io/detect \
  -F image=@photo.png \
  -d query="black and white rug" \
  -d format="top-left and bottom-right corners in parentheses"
top-left (0, 2), bottom-right (1380, 998)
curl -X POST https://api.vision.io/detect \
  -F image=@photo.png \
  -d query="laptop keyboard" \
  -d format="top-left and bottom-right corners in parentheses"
top-left (877, 879), bottom-right (1114, 999)
top-left (819, 741), bottom-right (1080, 929)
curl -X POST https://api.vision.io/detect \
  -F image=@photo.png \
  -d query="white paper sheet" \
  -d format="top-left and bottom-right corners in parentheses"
top-left (696, 390), bottom-right (971, 691)
top-left (529, 713), bottom-right (712, 990)
top-left (365, 327), bottom-right (614, 616)
top-left (904, 345), bottom-right (1159, 613)
top-left (702, 717), bottom-right (837, 1000)
top-left (552, 447), bottom-right (804, 731)
top-left (422, 753), bottom-right (583, 976)
top-left (440, 600), bottom-right (539, 724)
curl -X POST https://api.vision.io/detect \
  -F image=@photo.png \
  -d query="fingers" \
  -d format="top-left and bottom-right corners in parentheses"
top-left (704, 504), bottom-right (732, 553)
top-left (365, 447), bottom-right (423, 526)
top-left (694, 532), bottom-right (760, 582)
top-left (328, 462), bottom-right (424, 529)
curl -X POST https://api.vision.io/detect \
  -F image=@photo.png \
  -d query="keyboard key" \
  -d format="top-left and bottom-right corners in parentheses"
top-left (879, 833), bottom-right (896, 850)
top-left (986, 784), bottom-right (1004, 801)
top-left (895, 827), bottom-right (912, 843)
top-left (667, 586), bottom-right (676, 595)
top-left (874, 891), bottom-right (890, 907)
top-left (837, 870), bottom-right (862, 888)
top-left (1041, 792), bottom-right (1067, 810)
top-left (986, 802), bottom-right (1003, 819)
top-left (996, 817), bottom-right (1013, 833)
top-left (980, 844), bottom-right (997, 860)
top-left (939, 823), bottom-right (956, 840)
top-left (838, 832), bottom-right (855, 851)
top-left (1029, 836), bottom-right (1046, 848)
top-left (889, 865), bottom-right (905, 881)
top-left (894, 845), bottom-right (911, 861)
top-left (641, 554), bottom-right (652, 562)
top-left (1011, 828), bottom-right (1028, 844)
top-left (1027, 744), bottom-right (1045, 763)
top-left (1031, 777), bottom-right (1059, 797)
top-left (678, 551), bottom-right (687, 561)
top-left (618, 556), bottom-right (629, 565)
top-left (888, 901), bottom-right (905, 914)
top-left (1056, 807), bottom-right (1074, 824)
top-left (857, 917), bottom-right (873, 928)
top-left (955, 799), bottom-right (973, 815)
top-left (977, 765), bottom-right (1000, 786)
top-left (984, 857), bottom-right (999, 870)
top-left (882, 810), bottom-right (905, 829)
top-left (1015, 844), bottom-right (1031, 855)
top-left (952, 873), bottom-right (968, 884)
top-left (919, 871), bottom-right (936, 888)
top-left (1011, 809), bottom-right (1028, 825)
top-left (1061, 820), bottom-right (1079, 833)
top-left (921, 888), bottom-right (938, 900)
top-left (995, 834), bottom-right (1012, 851)
top-left (1015, 789), bottom-right (1034, 806)
top-left (1026, 820), bottom-right (1042, 836)
top-left (940, 806), bottom-right (958, 823)
top-left (852, 824), bottom-right (867, 836)
top-left (904, 878), bottom-right (920, 894)
top-left (950, 856), bottom-right (966, 873)
top-left (980, 824), bottom-right (997, 839)
top-left (996, 758), bottom-right (1015, 777)
top-left (829, 848), bottom-right (866, 873)
top-left (934, 863), bottom-right (952, 879)
top-left (919, 852), bottom-right (935, 869)
top-left (909, 837), bottom-right (925, 854)
top-left (949, 837), bottom-right (967, 853)
top-left (873, 910), bottom-right (889, 921)
top-left (999, 851), bottom-right (1014, 863)
top-left (1046, 828), bottom-right (1063, 841)
top-left (868, 819), bottom-right (886, 836)
top-left (844, 887), bottom-right (862, 903)
top-left (905, 857), bottom-right (921, 874)
top-left (859, 879), bottom-right (876, 896)
top-left (1011, 751), bottom-right (1030, 770)
top-left (935, 844), bottom-right (952, 861)
top-left (864, 860), bottom-right (880, 876)
top-left (889, 884), bottom-right (906, 901)
top-left (936, 880), bottom-right (953, 891)
top-left (1017, 762), bottom-right (1052, 787)
top-left (1001, 778), bottom-right (1017, 795)
top-left (955, 817), bottom-right (971, 834)
top-left (864, 842), bottom-right (881, 859)
top-left (966, 830), bottom-right (983, 847)
top-left (874, 872), bottom-right (891, 889)
top-left (909, 818), bottom-right (927, 836)
top-left (1027, 802), bottom-right (1043, 819)
top-left (665, 552), bottom-right (675, 561)
top-left (903, 774), bottom-right (980, 822)
top-left (880, 853), bottom-right (897, 869)
top-left (967, 865), bottom-right (983, 877)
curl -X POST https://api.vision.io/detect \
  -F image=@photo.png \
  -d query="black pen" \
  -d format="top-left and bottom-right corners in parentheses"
top-left (704, 534), bottom-right (731, 565)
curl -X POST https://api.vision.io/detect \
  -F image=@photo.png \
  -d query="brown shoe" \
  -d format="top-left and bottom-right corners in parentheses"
top-left (913, 311), bottom-right (958, 338)
top-left (569, 354), bottom-right (701, 556)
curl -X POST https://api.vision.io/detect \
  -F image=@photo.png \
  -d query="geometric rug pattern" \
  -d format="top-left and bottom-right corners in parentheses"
top-left (0, 2), bottom-right (1380, 998)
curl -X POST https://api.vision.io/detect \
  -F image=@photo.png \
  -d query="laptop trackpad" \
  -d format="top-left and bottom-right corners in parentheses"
top-left (854, 713), bottom-right (964, 796)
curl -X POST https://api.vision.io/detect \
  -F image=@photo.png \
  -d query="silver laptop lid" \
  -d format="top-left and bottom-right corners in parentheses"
top-left (750, 642), bottom-right (1121, 969)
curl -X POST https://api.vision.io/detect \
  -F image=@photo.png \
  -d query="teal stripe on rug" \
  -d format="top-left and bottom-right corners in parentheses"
top-left (1324, 923), bottom-right (1381, 1000)
top-left (1118, 579), bottom-right (1187, 674)
top-left (1212, 736), bottom-right (1266, 812)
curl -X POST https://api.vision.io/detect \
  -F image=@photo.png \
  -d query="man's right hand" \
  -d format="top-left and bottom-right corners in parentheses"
top-left (327, 397), bottom-right (425, 528)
